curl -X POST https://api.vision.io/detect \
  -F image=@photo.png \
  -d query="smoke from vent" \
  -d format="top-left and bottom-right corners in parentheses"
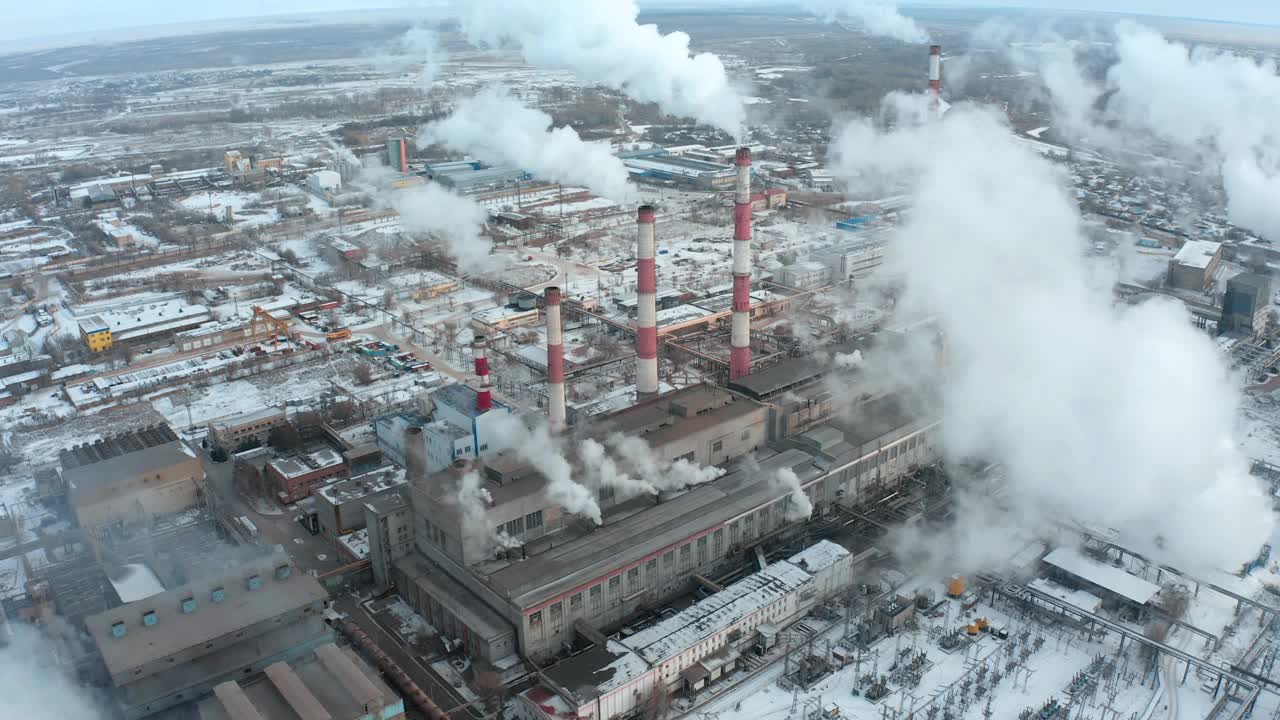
top-left (605, 433), bottom-right (725, 497)
top-left (0, 623), bottom-right (105, 720)
top-left (486, 413), bottom-right (603, 525)
top-left (385, 181), bottom-right (494, 272)
top-left (773, 467), bottom-right (814, 522)
top-left (830, 102), bottom-right (1273, 572)
top-left (461, 0), bottom-right (745, 138)
top-left (1023, 24), bottom-right (1280, 241)
top-left (371, 26), bottom-right (441, 88)
top-left (423, 88), bottom-right (632, 201)
top-left (800, 0), bottom-right (929, 43)
top-left (456, 471), bottom-right (521, 556)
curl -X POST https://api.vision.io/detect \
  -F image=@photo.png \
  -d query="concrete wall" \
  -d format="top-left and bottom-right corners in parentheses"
top-left (367, 501), bottom-right (414, 587)
top-left (655, 407), bottom-right (767, 468)
top-left (73, 456), bottom-right (203, 529)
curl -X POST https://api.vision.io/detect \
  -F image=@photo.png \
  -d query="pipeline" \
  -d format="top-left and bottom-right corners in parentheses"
top-left (339, 618), bottom-right (449, 720)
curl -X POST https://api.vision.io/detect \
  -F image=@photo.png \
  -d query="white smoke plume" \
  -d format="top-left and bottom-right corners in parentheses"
top-left (831, 103), bottom-right (1273, 572)
top-left (455, 471), bottom-right (521, 555)
top-left (423, 88), bottom-right (632, 201)
top-left (385, 181), bottom-right (495, 273)
top-left (581, 434), bottom-right (726, 501)
top-left (801, 0), bottom-right (929, 44)
top-left (833, 349), bottom-right (864, 370)
top-left (486, 413), bottom-right (603, 525)
top-left (371, 25), bottom-right (442, 88)
top-left (0, 623), bottom-right (106, 720)
top-left (1024, 24), bottom-right (1280, 240)
top-left (461, 0), bottom-right (745, 138)
top-left (773, 466), bottom-right (814, 522)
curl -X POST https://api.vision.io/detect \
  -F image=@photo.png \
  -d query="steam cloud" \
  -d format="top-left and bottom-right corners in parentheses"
top-left (423, 88), bottom-right (632, 201)
top-left (831, 103), bottom-right (1273, 572)
top-left (484, 414), bottom-right (725, 523)
top-left (461, 0), bottom-right (745, 138)
top-left (1031, 24), bottom-right (1280, 240)
top-left (773, 467), bottom-right (814, 522)
top-left (372, 26), bottom-right (442, 88)
top-left (0, 623), bottom-right (105, 720)
top-left (456, 471), bottom-right (522, 555)
top-left (801, 0), bottom-right (929, 44)
top-left (386, 181), bottom-right (494, 272)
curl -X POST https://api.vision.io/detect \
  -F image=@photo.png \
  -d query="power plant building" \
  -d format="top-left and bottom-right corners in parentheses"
top-left (61, 424), bottom-right (204, 529)
top-left (1167, 239), bottom-right (1223, 292)
top-left (85, 549), bottom-right (332, 719)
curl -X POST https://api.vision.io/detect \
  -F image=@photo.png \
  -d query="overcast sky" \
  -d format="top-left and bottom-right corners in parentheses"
top-left (4, 1), bottom-right (1278, 47)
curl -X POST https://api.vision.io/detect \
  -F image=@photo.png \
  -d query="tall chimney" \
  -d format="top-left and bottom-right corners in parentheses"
top-left (473, 336), bottom-right (492, 412)
top-left (545, 287), bottom-right (567, 431)
top-left (403, 426), bottom-right (426, 484)
top-left (636, 206), bottom-right (659, 399)
top-left (398, 138), bottom-right (409, 174)
top-left (730, 147), bottom-right (753, 381)
top-left (928, 45), bottom-right (943, 117)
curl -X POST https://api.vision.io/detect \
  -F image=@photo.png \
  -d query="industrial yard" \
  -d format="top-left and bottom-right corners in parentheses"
top-left (0, 3), bottom-right (1278, 720)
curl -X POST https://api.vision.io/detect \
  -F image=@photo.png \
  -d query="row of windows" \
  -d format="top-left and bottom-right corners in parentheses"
top-left (495, 510), bottom-right (544, 539)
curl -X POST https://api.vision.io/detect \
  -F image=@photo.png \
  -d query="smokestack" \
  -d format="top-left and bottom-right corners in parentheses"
top-left (398, 138), bottom-right (408, 174)
top-left (404, 426), bottom-right (426, 484)
top-left (636, 206), bottom-right (659, 399)
top-left (928, 45), bottom-right (943, 116)
top-left (730, 147), bottom-right (752, 381)
top-left (545, 287), bottom-right (567, 431)
top-left (473, 336), bottom-right (492, 413)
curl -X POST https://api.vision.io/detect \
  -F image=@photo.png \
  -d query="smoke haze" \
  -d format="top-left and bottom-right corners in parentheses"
top-left (1017, 24), bottom-right (1280, 240)
top-left (0, 623), bottom-right (105, 720)
top-left (384, 181), bottom-right (494, 273)
top-left (832, 102), bottom-right (1273, 572)
top-left (423, 88), bottom-right (633, 201)
top-left (461, 0), bottom-right (745, 138)
top-left (801, 0), bottom-right (929, 43)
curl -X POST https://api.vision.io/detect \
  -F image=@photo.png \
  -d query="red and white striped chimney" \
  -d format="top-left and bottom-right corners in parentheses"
top-left (729, 147), bottom-right (753, 381)
top-left (545, 286), bottom-right (567, 430)
top-left (636, 206), bottom-right (659, 398)
top-left (928, 45), bottom-right (943, 117)
top-left (473, 335), bottom-right (492, 412)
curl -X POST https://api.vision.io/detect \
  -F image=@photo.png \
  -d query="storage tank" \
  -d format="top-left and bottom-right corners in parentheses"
top-left (946, 575), bottom-right (965, 598)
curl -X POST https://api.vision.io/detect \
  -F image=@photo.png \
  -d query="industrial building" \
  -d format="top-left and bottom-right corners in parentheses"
top-left (313, 466), bottom-right (407, 537)
top-left (620, 149), bottom-right (736, 190)
top-left (520, 541), bottom-right (853, 720)
top-left (85, 549), bottom-right (332, 719)
top-left (373, 382), bottom-right (511, 474)
top-left (306, 169), bottom-right (342, 194)
top-left (197, 644), bottom-right (405, 720)
top-left (365, 491), bottom-right (414, 588)
top-left (207, 407), bottom-right (288, 451)
top-left (61, 424), bottom-right (203, 529)
top-left (74, 296), bottom-right (213, 349)
top-left (1222, 272), bottom-right (1272, 336)
top-left (1167, 239), bottom-right (1223, 292)
top-left (266, 447), bottom-right (347, 504)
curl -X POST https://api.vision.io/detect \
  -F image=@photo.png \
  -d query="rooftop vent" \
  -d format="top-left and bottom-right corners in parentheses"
top-left (142, 610), bottom-right (158, 627)
top-left (274, 564), bottom-right (292, 581)
top-left (110, 621), bottom-right (127, 638)
top-left (180, 596), bottom-right (197, 614)
top-left (211, 586), bottom-right (226, 603)
top-left (246, 574), bottom-right (262, 591)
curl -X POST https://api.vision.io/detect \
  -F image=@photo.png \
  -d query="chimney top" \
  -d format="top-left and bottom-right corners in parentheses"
top-left (735, 147), bottom-right (752, 166)
top-left (638, 205), bottom-right (656, 223)
top-left (545, 286), bottom-right (562, 304)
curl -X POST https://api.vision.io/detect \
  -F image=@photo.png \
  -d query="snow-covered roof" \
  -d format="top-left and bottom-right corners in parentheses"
top-left (1042, 547), bottom-right (1159, 605)
top-left (110, 563), bottom-right (165, 603)
top-left (1028, 578), bottom-right (1101, 614)
top-left (621, 541), bottom-right (848, 666)
top-left (1172, 240), bottom-right (1222, 269)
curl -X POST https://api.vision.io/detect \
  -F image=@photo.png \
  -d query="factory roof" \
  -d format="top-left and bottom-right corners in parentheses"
top-left (61, 424), bottom-right (198, 490)
top-left (482, 447), bottom-right (824, 611)
top-left (1171, 240), bottom-right (1222, 269)
top-left (86, 550), bottom-right (327, 676)
top-left (1042, 547), bottom-right (1159, 605)
top-left (79, 315), bottom-right (109, 334)
top-left (623, 543), bottom-right (846, 665)
top-left (74, 298), bottom-right (211, 339)
top-left (268, 447), bottom-right (345, 480)
top-left (316, 466), bottom-right (406, 506)
top-left (364, 490), bottom-right (410, 516)
top-left (210, 406), bottom-right (286, 430)
top-left (198, 644), bottom-right (402, 720)
top-left (541, 640), bottom-right (650, 702)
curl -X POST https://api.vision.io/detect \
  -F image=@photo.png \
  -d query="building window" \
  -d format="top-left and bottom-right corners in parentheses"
top-left (696, 536), bottom-right (707, 566)
top-left (890, 446), bottom-right (899, 460)
top-left (740, 429), bottom-right (750, 441)
top-left (590, 585), bottom-right (602, 613)
top-left (570, 593), bottom-right (583, 615)
top-left (713, 528), bottom-right (724, 557)
top-left (663, 551), bottom-right (674, 573)
top-left (627, 567), bottom-right (640, 594)
top-left (729, 521), bottom-right (740, 546)
top-left (712, 440), bottom-right (723, 453)
top-left (645, 558), bottom-right (658, 584)
top-left (529, 611), bottom-right (542, 630)
top-left (525, 510), bottom-right (543, 530)
top-left (505, 516), bottom-right (525, 537)
top-left (608, 576), bottom-right (621, 607)
top-left (679, 544), bottom-right (691, 571)
top-left (549, 602), bottom-right (563, 635)
top-left (759, 507), bottom-right (770, 531)
top-left (743, 515), bottom-right (754, 540)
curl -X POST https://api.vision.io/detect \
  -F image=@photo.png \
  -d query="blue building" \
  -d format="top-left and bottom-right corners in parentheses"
top-left (374, 384), bottom-right (510, 474)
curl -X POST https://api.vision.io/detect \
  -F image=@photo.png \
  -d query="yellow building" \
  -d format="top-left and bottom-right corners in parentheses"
top-left (79, 315), bottom-right (113, 352)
